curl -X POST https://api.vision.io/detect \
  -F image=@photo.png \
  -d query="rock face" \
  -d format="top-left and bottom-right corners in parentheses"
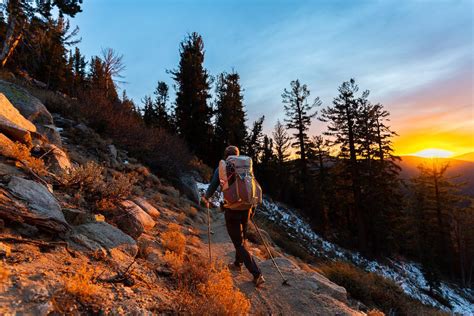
top-left (0, 80), bottom-right (53, 125)
top-left (0, 93), bottom-right (37, 132)
top-left (0, 133), bottom-right (16, 158)
top-left (114, 200), bottom-right (156, 239)
top-left (178, 174), bottom-right (199, 204)
top-left (43, 143), bottom-right (71, 172)
top-left (0, 80), bottom-right (61, 146)
top-left (132, 197), bottom-right (160, 219)
top-left (71, 221), bottom-right (138, 256)
top-left (0, 116), bottom-right (33, 145)
top-left (0, 177), bottom-right (69, 233)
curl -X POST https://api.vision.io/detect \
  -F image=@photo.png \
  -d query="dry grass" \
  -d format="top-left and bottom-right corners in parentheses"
top-left (163, 250), bottom-right (184, 272)
top-left (5, 141), bottom-right (46, 176)
top-left (0, 262), bottom-right (10, 284)
top-left (174, 257), bottom-right (250, 316)
top-left (51, 264), bottom-right (101, 313)
top-left (176, 212), bottom-right (186, 224)
top-left (160, 223), bottom-right (250, 316)
top-left (62, 265), bottom-right (100, 302)
top-left (319, 261), bottom-right (448, 315)
top-left (161, 223), bottom-right (186, 257)
top-left (195, 267), bottom-right (250, 316)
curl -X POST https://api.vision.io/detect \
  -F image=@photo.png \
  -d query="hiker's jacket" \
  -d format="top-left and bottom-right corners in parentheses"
top-left (205, 168), bottom-right (219, 200)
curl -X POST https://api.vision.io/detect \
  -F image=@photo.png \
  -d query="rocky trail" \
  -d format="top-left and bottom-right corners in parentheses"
top-left (199, 208), bottom-right (364, 315)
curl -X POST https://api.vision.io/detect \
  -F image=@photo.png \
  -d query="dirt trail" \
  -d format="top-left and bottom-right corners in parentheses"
top-left (199, 209), bottom-right (364, 316)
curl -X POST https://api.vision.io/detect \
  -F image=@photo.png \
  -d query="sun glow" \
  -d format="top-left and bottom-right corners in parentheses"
top-left (412, 148), bottom-right (453, 158)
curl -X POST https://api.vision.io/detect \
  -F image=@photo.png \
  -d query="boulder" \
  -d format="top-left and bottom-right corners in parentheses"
top-left (37, 124), bottom-right (62, 147)
top-left (71, 221), bottom-right (138, 257)
top-left (177, 174), bottom-right (200, 204)
top-left (6, 177), bottom-right (68, 228)
top-left (0, 93), bottom-right (37, 132)
top-left (43, 143), bottom-right (71, 173)
top-left (0, 80), bottom-right (53, 125)
top-left (0, 132), bottom-right (16, 158)
top-left (0, 179), bottom-right (69, 233)
top-left (0, 116), bottom-right (32, 145)
top-left (0, 80), bottom-right (61, 146)
top-left (132, 197), bottom-right (160, 218)
top-left (114, 200), bottom-right (156, 239)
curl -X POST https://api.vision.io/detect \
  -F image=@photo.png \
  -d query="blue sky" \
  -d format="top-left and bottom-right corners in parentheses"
top-left (73, 0), bottom-right (473, 155)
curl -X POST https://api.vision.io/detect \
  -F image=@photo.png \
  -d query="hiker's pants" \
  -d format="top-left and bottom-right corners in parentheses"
top-left (224, 209), bottom-right (261, 278)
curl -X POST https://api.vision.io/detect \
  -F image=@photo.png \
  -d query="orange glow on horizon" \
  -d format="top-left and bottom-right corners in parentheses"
top-left (393, 128), bottom-right (474, 158)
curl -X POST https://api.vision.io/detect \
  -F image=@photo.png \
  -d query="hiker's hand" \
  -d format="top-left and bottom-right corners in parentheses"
top-left (201, 196), bottom-right (209, 208)
top-left (250, 208), bottom-right (256, 220)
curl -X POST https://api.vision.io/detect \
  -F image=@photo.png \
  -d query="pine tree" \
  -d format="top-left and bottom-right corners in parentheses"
top-left (101, 48), bottom-right (124, 103)
top-left (153, 81), bottom-right (172, 131)
top-left (70, 46), bottom-right (87, 96)
top-left (246, 116), bottom-right (265, 162)
top-left (282, 79), bottom-right (321, 201)
top-left (142, 95), bottom-right (156, 127)
top-left (272, 120), bottom-right (291, 167)
top-left (213, 71), bottom-right (247, 164)
top-left (272, 120), bottom-right (291, 200)
top-left (0, 0), bottom-right (82, 67)
top-left (320, 79), bottom-right (367, 251)
top-left (170, 32), bottom-right (213, 162)
top-left (308, 135), bottom-right (332, 234)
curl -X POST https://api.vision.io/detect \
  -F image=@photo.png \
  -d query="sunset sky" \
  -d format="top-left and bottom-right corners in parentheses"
top-left (73, 0), bottom-right (473, 157)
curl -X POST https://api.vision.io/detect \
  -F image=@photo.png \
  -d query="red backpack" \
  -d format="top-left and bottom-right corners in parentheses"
top-left (218, 155), bottom-right (262, 210)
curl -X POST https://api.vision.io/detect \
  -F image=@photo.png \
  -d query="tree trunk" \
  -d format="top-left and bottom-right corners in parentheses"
top-left (345, 101), bottom-right (367, 252)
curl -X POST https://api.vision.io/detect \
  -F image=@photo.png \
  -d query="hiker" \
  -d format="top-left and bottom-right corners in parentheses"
top-left (201, 145), bottom-right (265, 286)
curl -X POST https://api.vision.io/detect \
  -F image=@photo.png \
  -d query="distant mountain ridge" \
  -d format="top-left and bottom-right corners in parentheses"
top-left (453, 152), bottom-right (474, 162)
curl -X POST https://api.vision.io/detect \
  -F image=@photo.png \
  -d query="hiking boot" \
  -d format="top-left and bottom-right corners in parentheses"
top-left (253, 274), bottom-right (265, 287)
top-left (227, 263), bottom-right (243, 273)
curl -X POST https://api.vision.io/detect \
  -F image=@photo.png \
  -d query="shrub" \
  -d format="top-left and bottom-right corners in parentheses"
top-left (60, 161), bottom-right (136, 207)
top-left (161, 223), bottom-right (186, 257)
top-left (61, 161), bottom-right (104, 189)
top-left (319, 261), bottom-right (447, 315)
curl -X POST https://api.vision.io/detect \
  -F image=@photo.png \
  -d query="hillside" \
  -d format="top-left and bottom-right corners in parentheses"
top-left (0, 79), bottom-right (367, 314)
top-left (399, 155), bottom-right (474, 195)
top-left (251, 197), bottom-right (474, 314)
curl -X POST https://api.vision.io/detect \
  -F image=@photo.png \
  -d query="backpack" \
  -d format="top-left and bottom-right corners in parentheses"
top-left (218, 155), bottom-right (262, 210)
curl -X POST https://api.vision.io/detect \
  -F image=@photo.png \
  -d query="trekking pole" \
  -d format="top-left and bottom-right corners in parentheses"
top-left (251, 219), bottom-right (289, 286)
top-left (206, 203), bottom-right (212, 264)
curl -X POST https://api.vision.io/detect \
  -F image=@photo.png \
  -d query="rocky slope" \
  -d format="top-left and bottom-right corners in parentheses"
top-left (0, 80), bottom-right (366, 315)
